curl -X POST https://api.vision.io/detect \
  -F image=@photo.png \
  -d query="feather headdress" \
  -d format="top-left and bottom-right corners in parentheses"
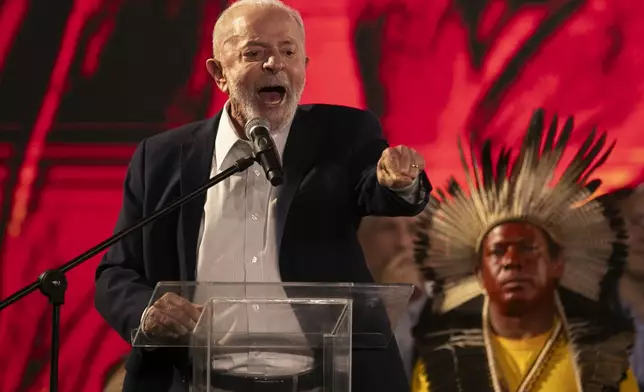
top-left (415, 109), bottom-right (625, 314)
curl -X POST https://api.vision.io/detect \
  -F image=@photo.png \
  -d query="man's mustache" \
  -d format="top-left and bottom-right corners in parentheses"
top-left (256, 75), bottom-right (290, 90)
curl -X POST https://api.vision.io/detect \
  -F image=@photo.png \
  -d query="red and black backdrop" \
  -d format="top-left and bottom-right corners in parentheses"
top-left (1, 0), bottom-right (644, 390)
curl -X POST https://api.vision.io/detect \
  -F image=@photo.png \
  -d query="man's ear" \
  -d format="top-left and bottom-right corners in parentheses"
top-left (206, 58), bottom-right (228, 94)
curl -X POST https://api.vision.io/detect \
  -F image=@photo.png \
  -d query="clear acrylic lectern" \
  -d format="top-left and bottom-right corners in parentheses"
top-left (131, 282), bottom-right (414, 392)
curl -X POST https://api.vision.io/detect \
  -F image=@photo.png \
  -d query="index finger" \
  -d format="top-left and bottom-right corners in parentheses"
top-left (163, 294), bottom-right (203, 324)
top-left (167, 294), bottom-right (202, 321)
top-left (181, 301), bottom-right (203, 322)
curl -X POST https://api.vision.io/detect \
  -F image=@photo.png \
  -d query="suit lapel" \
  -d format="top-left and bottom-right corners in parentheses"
top-left (179, 113), bottom-right (221, 281)
top-left (275, 106), bottom-right (322, 252)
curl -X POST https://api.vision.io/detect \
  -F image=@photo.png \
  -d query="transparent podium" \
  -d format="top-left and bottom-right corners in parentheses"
top-left (131, 282), bottom-right (414, 392)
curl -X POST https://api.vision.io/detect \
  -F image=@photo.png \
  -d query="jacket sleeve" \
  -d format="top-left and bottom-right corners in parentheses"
top-left (94, 139), bottom-right (154, 344)
top-left (351, 110), bottom-right (432, 217)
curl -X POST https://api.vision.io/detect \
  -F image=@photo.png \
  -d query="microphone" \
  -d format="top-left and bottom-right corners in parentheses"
top-left (245, 118), bottom-right (284, 186)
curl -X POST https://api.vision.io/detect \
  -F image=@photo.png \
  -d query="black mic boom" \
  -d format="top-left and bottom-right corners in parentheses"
top-left (245, 118), bottom-right (284, 186)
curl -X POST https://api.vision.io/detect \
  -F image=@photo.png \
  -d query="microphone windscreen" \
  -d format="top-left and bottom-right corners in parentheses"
top-left (244, 118), bottom-right (271, 139)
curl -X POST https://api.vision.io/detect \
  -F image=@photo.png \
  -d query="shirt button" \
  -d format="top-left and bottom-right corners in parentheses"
top-left (251, 213), bottom-right (258, 221)
top-left (253, 304), bottom-right (260, 312)
top-left (254, 169), bottom-right (261, 177)
top-left (251, 256), bottom-right (258, 263)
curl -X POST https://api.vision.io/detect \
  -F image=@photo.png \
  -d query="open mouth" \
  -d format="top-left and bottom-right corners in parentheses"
top-left (257, 85), bottom-right (286, 105)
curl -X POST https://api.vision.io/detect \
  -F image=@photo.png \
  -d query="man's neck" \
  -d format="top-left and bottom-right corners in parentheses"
top-left (228, 100), bottom-right (248, 140)
top-left (488, 300), bottom-right (557, 340)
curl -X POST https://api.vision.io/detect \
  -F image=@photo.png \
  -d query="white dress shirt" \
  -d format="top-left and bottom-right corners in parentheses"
top-left (194, 102), bottom-right (315, 376)
top-left (195, 103), bottom-right (289, 286)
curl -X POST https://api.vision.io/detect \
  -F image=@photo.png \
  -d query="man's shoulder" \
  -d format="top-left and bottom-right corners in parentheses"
top-left (128, 116), bottom-right (218, 174)
top-left (143, 117), bottom-right (215, 149)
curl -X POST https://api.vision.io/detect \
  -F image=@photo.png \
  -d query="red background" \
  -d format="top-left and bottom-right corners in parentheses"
top-left (1, 0), bottom-right (644, 390)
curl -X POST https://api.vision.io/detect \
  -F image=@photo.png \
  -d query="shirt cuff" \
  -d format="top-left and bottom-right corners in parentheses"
top-left (389, 177), bottom-right (421, 203)
top-left (140, 306), bottom-right (150, 327)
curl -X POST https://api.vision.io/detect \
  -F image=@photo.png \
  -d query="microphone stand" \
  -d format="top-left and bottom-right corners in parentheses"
top-left (0, 155), bottom-right (257, 392)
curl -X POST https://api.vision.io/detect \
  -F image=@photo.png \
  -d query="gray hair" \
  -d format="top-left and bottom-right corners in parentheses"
top-left (212, 0), bottom-right (306, 57)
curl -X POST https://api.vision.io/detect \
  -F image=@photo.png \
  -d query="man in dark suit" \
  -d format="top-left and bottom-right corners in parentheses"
top-left (94, 0), bottom-right (431, 391)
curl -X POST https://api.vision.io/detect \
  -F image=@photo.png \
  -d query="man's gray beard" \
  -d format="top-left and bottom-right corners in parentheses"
top-left (229, 82), bottom-right (303, 133)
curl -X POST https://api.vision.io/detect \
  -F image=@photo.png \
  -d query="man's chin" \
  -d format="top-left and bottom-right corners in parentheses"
top-left (501, 300), bottom-right (529, 316)
top-left (496, 293), bottom-right (532, 316)
top-left (258, 108), bottom-right (296, 131)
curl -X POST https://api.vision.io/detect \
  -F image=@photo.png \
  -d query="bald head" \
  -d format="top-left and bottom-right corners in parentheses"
top-left (212, 0), bottom-right (305, 59)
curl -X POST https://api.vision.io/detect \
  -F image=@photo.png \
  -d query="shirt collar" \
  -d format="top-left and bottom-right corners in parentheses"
top-left (215, 100), bottom-right (292, 170)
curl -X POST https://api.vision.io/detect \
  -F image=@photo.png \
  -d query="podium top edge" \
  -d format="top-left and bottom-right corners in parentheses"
top-left (154, 282), bottom-right (414, 289)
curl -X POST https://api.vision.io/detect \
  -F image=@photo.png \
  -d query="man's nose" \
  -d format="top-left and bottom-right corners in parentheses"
top-left (501, 247), bottom-right (522, 269)
top-left (263, 55), bottom-right (284, 73)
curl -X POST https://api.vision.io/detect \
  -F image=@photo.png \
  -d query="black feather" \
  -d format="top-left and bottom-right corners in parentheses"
top-left (496, 147), bottom-right (511, 190)
top-left (513, 109), bottom-right (545, 179)
top-left (581, 137), bottom-right (616, 184)
top-left (447, 177), bottom-right (462, 197)
top-left (554, 115), bottom-right (574, 151)
top-left (543, 113), bottom-right (559, 154)
top-left (585, 179), bottom-right (602, 194)
top-left (481, 141), bottom-right (494, 190)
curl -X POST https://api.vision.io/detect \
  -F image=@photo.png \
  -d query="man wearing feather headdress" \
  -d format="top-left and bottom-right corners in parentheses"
top-left (411, 109), bottom-right (642, 392)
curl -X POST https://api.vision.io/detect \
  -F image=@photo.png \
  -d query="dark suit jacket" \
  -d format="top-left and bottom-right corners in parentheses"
top-left (94, 103), bottom-right (432, 392)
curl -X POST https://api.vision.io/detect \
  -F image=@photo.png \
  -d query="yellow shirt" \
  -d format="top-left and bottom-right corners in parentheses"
top-left (412, 330), bottom-right (639, 392)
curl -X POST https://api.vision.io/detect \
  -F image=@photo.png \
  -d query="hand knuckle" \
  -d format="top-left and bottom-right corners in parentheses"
top-left (160, 314), bottom-right (173, 327)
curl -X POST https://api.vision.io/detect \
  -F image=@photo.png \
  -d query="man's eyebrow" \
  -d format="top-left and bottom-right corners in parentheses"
top-left (243, 39), bottom-right (269, 47)
top-left (488, 238), bottom-right (531, 245)
top-left (243, 38), bottom-right (297, 47)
